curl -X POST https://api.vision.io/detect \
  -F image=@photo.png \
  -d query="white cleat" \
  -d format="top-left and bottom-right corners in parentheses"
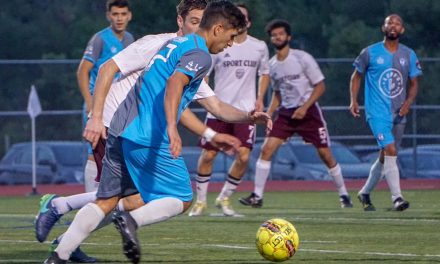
top-left (215, 197), bottom-right (235, 216)
top-left (188, 201), bottom-right (207, 216)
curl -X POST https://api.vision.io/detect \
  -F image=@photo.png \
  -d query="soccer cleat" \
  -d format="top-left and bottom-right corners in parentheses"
top-left (43, 252), bottom-right (67, 264)
top-left (188, 201), bottom-right (207, 216)
top-left (35, 194), bottom-right (63, 242)
top-left (112, 211), bottom-right (140, 264)
top-left (215, 197), bottom-right (236, 216)
top-left (239, 192), bottom-right (263, 208)
top-left (339, 195), bottom-right (353, 208)
top-left (51, 238), bottom-right (97, 263)
top-left (357, 193), bottom-right (376, 211)
top-left (393, 197), bottom-right (410, 211)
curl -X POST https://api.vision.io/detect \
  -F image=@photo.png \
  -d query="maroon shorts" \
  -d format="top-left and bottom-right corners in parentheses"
top-left (198, 118), bottom-right (256, 150)
top-left (92, 137), bottom-right (106, 182)
top-left (269, 104), bottom-right (330, 148)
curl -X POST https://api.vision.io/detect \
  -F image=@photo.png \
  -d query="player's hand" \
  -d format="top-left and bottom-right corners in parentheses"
top-left (211, 133), bottom-right (242, 156)
top-left (167, 125), bottom-right (182, 159)
top-left (291, 106), bottom-right (307, 120)
top-left (83, 117), bottom-right (106, 149)
top-left (254, 99), bottom-right (265, 112)
top-left (399, 101), bottom-right (412, 116)
top-left (249, 110), bottom-right (273, 135)
top-left (349, 101), bottom-right (361, 118)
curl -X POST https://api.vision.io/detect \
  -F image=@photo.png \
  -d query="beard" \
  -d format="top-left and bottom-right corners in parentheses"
top-left (385, 31), bottom-right (400, 41)
top-left (273, 39), bottom-right (290, 50)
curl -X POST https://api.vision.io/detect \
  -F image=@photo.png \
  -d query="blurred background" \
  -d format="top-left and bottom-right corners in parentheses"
top-left (1, 0), bottom-right (439, 184)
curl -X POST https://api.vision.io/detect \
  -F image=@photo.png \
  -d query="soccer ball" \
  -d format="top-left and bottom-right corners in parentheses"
top-left (255, 218), bottom-right (299, 262)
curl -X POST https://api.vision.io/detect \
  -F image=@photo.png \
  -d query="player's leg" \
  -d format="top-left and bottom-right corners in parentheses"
top-left (190, 118), bottom-right (230, 216)
top-left (239, 136), bottom-right (284, 207)
top-left (358, 149), bottom-right (384, 211)
top-left (216, 123), bottom-right (254, 215)
top-left (117, 140), bottom-right (194, 263)
top-left (315, 147), bottom-right (352, 208)
top-left (296, 104), bottom-right (351, 207)
top-left (189, 149), bottom-right (218, 216)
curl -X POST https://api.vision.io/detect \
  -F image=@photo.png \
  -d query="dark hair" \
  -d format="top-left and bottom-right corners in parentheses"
top-left (265, 19), bottom-right (291, 36)
top-left (106, 0), bottom-right (130, 11)
top-left (199, 0), bottom-right (247, 31)
top-left (235, 2), bottom-right (251, 22)
top-left (176, 0), bottom-right (208, 20)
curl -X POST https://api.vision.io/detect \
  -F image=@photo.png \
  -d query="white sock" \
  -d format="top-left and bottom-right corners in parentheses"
top-left (328, 164), bottom-right (348, 196)
top-left (84, 160), bottom-right (98, 192)
top-left (116, 199), bottom-right (125, 211)
top-left (56, 213), bottom-right (113, 244)
top-left (360, 158), bottom-right (383, 194)
top-left (130, 197), bottom-right (183, 227)
top-left (195, 173), bottom-right (211, 203)
top-left (52, 192), bottom-right (97, 215)
top-left (383, 156), bottom-right (402, 202)
top-left (254, 159), bottom-right (271, 199)
top-left (218, 174), bottom-right (241, 200)
top-left (55, 203), bottom-right (104, 260)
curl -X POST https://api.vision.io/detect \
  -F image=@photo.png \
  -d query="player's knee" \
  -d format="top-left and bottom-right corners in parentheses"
top-left (95, 197), bottom-right (118, 214)
top-left (200, 150), bottom-right (218, 164)
top-left (384, 144), bottom-right (397, 156)
top-left (237, 152), bottom-right (250, 165)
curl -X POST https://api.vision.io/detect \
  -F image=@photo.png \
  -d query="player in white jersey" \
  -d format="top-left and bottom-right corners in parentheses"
top-left (240, 19), bottom-right (352, 209)
top-left (36, 0), bottom-right (244, 262)
top-left (188, 3), bottom-right (271, 216)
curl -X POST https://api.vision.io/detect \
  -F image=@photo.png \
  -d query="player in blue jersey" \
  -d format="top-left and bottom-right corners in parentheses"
top-left (77, 0), bottom-right (134, 193)
top-left (44, 2), bottom-right (271, 264)
top-left (350, 14), bottom-right (422, 211)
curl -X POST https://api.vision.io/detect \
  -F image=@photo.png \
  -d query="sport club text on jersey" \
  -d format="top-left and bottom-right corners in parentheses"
top-left (222, 59), bottom-right (258, 67)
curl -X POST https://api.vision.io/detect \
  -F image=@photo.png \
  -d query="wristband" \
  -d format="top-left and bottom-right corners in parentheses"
top-left (202, 128), bottom-right (217, 142)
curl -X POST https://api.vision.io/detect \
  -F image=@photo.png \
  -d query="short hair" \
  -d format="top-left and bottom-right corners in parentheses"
top-left (106, 0), bottom-right (131, 11)
top-left (176, 0), bottom-right (208, 20)
top-left (236, 2), bottom-right (251, 22)
top-left (265, 19), bottom-right (291, 36)
top-left (199, 0), bottom-right (247, 31)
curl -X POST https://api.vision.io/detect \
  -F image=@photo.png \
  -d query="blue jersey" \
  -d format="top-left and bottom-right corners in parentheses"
top-left (109, 33), bottom-right (211, 148)
top-left (82, 27), bottom-right (134, 94)
top-left (353, 42), bottom-right (422, 122)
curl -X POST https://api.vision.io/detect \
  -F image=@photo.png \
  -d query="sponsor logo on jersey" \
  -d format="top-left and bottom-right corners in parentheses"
top-left (235, 69), bottom-right (245, 79)
top-left (378, 68), bottom-right (404, 98)
top-left (416, 60), bottom-right (422, 70)
top-left (173, 36), bottom-right (188, 43)
top-left (223, 60), bottom-right (257, 67)
top-left (399, 58), bottom-right (406, 66)
top-left (377, 57), bottom-right (384, 64)
top-left (185, 61), bottom-right (202, 72)
top-left (224, 53), bottom-right (231, 58)
top-left (378, 133), bottom-right (384, 141)
top-left (111, 46), bottom-right (118, 53)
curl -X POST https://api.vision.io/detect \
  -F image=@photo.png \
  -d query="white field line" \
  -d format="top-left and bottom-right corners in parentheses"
top-left (1, 239), bottom-right (439, 260)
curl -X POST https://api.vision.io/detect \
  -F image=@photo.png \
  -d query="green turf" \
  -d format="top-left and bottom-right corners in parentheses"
top-left (0, 190), bottom-right (439, 263)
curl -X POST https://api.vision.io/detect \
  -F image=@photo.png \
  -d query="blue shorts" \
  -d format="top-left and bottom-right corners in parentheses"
top-left (121, 139), bottom-right (193, 203)
top-left (368, 118), bottom-right (395, 148)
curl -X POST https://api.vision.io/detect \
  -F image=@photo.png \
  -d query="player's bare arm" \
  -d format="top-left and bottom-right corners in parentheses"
top-left (349, 70), bottom-right (362, 118)
top-left (255, 74), bottom-right (270, 111)
top-left (165, 71), bottom-right (190, 158)
top-left (266, 91), bottom-right (281, 117)
top-left (82, 59), bottom-right (120, 148)
top-left (399, 77), bottom-right (419, 116)
top-left (197, 95), bottom-right (272, 132)
top-left (180, 108), bottom-right (241, 155)
top-left (77, 59), bottom-right (94, 113)
top-left (292, 81), bottom-right (325, 120)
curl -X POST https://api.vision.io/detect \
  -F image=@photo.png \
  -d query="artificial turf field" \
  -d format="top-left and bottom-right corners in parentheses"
top-left (0, 190), bottom-right (439, 263)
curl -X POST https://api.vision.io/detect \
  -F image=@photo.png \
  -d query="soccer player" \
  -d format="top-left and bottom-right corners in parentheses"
top-left (44, 2), bottom-right (270, 263)
top-left (239, 19), bottom-right (352, 209)
top-left (77, 0), bottom-right (134, 192)
top-left (36, 0), bottom-right (240, 261)
top-left (188, 3), bottom-right (270, 216)
top-left (350, 14), bottom-right (422, 211)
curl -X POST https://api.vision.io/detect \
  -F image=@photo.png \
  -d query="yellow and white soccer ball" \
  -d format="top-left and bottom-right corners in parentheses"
top-left (255, 218), bottom-right (299, 262)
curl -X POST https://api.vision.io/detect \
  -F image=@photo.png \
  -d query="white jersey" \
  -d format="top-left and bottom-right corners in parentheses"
top-left (103, 33), bottom-right (215, 126)
top-left (207, 35), bottom-right (269, 118)
top-left (269, 49), bottom-right (324, 108)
